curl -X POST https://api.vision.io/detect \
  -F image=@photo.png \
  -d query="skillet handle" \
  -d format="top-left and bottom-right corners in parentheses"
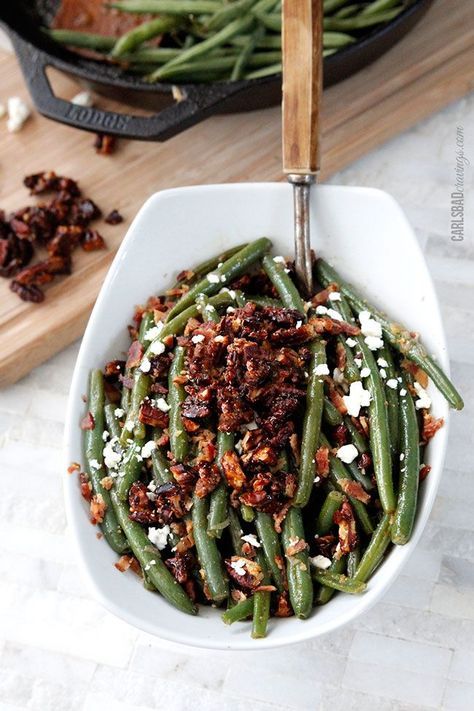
top-left (6, 28), bottom-right (238, 142)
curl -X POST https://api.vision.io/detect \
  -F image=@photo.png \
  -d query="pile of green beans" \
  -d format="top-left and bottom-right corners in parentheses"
top-left (79, 237), bottom-right (461, 639)
top-left (46, 0), bottom-right (414, 84)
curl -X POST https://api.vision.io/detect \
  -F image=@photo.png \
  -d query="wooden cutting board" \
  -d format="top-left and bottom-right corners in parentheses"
top-left (0, 0), bottom-right (473, 387)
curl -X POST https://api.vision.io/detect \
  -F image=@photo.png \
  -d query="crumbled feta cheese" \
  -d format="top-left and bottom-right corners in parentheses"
top-left (155, 397), bottom-right (170, 412)
top-left (314, 476), bottom-right (321, 484)
top-left (359, 310), bottom-right (382, 338)
top-left (145, 323), bottom-right (164, 341)
top-left (316, 305), bottom-right (328, 315)
top-left (414, 382), bottom-right (431, 410)
top-left (149, 340), bottom-right (165, 356)
top-left (102, 430), bottom-right (109, 442)
top-left (354, 357), bottom-right (362, 368)
top-left (360, 367), bottom-right (370, 378)
top-left (207, 273), bottom-right (220, 284)
top-left (377, 357), bottom-right (388, 368)
top-left (214, 335), bottom-right (225, 343)
top-left (220, 287), bottom-right (236, 299)
top-left (89, 458), bottom-right (101, 471)
top-left (296, 320), bottom-right (303, 329)
top-left (217, 262), bottom-right (223, 268)
top-left (343, 381), bottom-right (371, 417)
top-left (365, 336), bottom-right (384, 350)
top-left (245, 421), bottom-right (258, 431)
top-left (379, 368), bottom-right (387, 379)
top-left (310, 555), bottom-right (332, 570)
top-left (333, 367), bottom-right (344, 384)
top-left (103, 437), bottom-right (122, 469)
top-left (304, 301), bottom-right (312, 313)
top-left (7, 97), bottom-right (31, 132)
top-left (140, 357), bottom-right (151, 373)
top-left (148, 525), bottom-right (170, 550)
top-left (327, 308), bottom-right (343, 321)
top-left (114, 408), bottom-right (124, 418)
top-left (386, 379), bottom-right (398, 390)
top-left (147, 481), bottom-right (157, 492)
top-left (273, 255), bottom-right (286, 264)
top-left (220, 275), bottom-right (226, 283)
top-left (141, 440), bottom-right (156, 459)
top-left (328, 291), bottom-right (341, 301)
top-left (400, 388), bottom-right (407, 396)
top-left (230, 558), bottom-right (246, 576)
top-left (336, 443), bottom-right (359, 464)
top-left (314, 363), bottom-right (330, 376)
top-left (226, 306), bottom-right (235, 313)
top-left (241, 533), bottom-right (261, 548)
top-left (346, 337), bottom-right (357, 348)
top-left (400, 453), bottom-right (405, 461)
top-left (71, 91), bottom-right (93, 107)
top-left (191, 334), bottom-right (205, 344)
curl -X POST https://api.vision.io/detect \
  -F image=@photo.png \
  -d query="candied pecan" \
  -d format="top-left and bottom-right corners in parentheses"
top-left (315, 446), bottom-right (330, 477)
top-left (421, 412), bottom-right (444, 443)
top-left (90, 493), bottom-right (106, 524)
top-left (47, 225), bottom-right (83, 257)
top-left (195, 462), bottom-right (220, 498)
top-left (104, 359), bottom-right (125, 382)
top-left (260, 385), bottom-right (305, 435)
top-left (128, 482), bottom-right (160, 525)
top-left (225, 556), bottom-right (264, 590)
top-left (220, 450), bottom-right (246, 490)
top-left (326, 379), bottom-right (347, 415)
top-left (274, 591), bottom-right (293, 617)
top-left (170, 463), bottom-right (198, 491)
top-left (24, 171), bottom-right (81, 196)
top-left (71, 198), bottom-right (102, 225)
top-left (138, 400), bottom-right (169, 428)
top-left (80, 412), bottom-right (95, 430)
top-left (165, 551), bottom-right (195, 585)
top-left (105, 209), bottom-right (123, 225)
top-left (94, 133), bottom-right (116, 154)
top-left (194, 428), bottom-right (216, 463)
top-left (182, 417), bottom-right (200, 433)
top-left (14, 255), bottom-right (70, 285)
top-left (217, 384), bottom-right (254, 432)
top-left (419, 464), bottom-right (431, 481)
top-left (314, 534), bottom-right (337, 558)
top-left (10, 205), bottom-right (56, 243)
top-left (333, 500), bottom-right (358, 556)
top-left (0, 233), bottom-right (34, 277)
top-left (126, 340), bottom-right (143, 369)
top-left (240, 470), bottom-right (297, 515)
top-left (338, 478), bottom-right (371, 504)
top-left (310, 315), bottom-right (360, 336)
top-left (79, 472), bottom-right (92, 502)
top-left (115, 555), bottom-right (141, 574)
top-left (81, 229), bottom-right (106, 251)
top-left (182, 390), bottom-right (213, 420)
top-left (10, 281), bottom-right (44, 302)
top-left (311, 283), bottom-right (338, 307)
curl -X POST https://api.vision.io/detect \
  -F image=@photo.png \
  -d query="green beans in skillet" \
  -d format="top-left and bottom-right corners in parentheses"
top-left (77, 238), bottom-right (453, 638)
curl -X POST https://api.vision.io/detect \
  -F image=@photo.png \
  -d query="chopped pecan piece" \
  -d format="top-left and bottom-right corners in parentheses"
top-left (90, 493), bottom-right (106, 524)
top-left (421, 412), bottom-right (444, 443)
top-left (105, 209), bottom-right (123, 225)
top-left (194, 462), bottom-right (221, 498)
top-left (220, 450), bottom-right (246, 490)
top-left (138, 400), bottom-right (169, 428)
top-left (333, 500), bottom-right (358, 556)
top-left (338, 478), bottom-right (371, 504)
top-left (225, 556), bottom-right (264, 590)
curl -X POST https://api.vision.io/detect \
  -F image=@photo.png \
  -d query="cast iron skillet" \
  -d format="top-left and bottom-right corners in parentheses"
top-left (0, 0), bottom-right (433, 142)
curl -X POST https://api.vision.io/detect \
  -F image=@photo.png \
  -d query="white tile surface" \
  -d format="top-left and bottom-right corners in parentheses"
top-left (0, 81), bottom-right (472, 710)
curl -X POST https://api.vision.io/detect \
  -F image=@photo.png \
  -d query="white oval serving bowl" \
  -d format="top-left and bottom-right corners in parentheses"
top-left (64, 183), bottom-right (449, 650)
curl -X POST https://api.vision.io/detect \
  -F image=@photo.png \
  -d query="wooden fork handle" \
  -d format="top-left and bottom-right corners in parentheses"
top-left (282, 0), bottom-right (323, 176)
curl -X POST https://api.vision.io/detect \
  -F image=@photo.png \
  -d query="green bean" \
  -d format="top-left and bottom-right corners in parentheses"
top-left (316, 491), bottom-right (344, 535)
top-left (354, 513), bottom-right (392, 582)
top-left (320, 433), bottom-right (374, 536)
top-left (151, 439), bottom-right (173, 485)
top-left (222, 596), bottom-right (253, 624)
top-left (116, 438), bottom-right (144, 500)
top-left (347, 546), bottom-right (360, 578)
top-left (104, 403), bottom-right (122, 440)
top-left (282, 508), bottom-right (313, 619)
top-left (110, 489), bottom-right (197, 613)
top-left (109, 0), bottom-right (221, 14)
top-left (168, 345), bottom-right (189, 463)
top-left (231, 26), bottom-right (265, 81)
top-left (344, 415), bottom-right (369, 454)
top-left (315, 259), bottom-right (463, 410)
top-left (379, 345), bottom-right (400, 459)
top-left (295, 339), bottom-right (326, 507)
top-left (345, 459), bottom-right (374, 493)
top-left (85, 370), bottom-right (128, 553)
top-left (254, 13), bottom-right (280, 31)
top-left (153, 52), bottom-right (281, 79)
top-left (192, 493), bottom-right (229, 602)
top-left (45, 29), bottom-right (116, 52)
top-left (120, 370), bottom-right (149, 444)
top-left (337, 334), bottom-right (361, 383)
top-left (147, 15), bottom-right (255, 81)
top-left (312, 569), bottom-right (367, 594)
top-left (252, 551), bottom-right (271, 639)
top-left (228, 507), bottom-right (244, 555)
top-left (255, 512), bottom-right (285, 592)
top-left (111, 17), bottom-right (180, 58)
top-left (314, 556), bottom-right (345, 605)
top-left (208, 431), bottom-right (233, 537)
top-left (323, 31), bottom-right (356, 47)
top-left (241, 503), bottom-right (255, 522)
top-left (324, 8), bottom-right (401, 30)
top-left (165, 238), bottom-right (271, 321)
top-left (207, 0), bottom-right (256, 31)
top-left (245, 63), bottom-right (281, 79)
top-left (323, 0), bottom-right (349, 12)
top-left (176, 243), bottom-right (247, 288)
top-left (249, 295), bottom-right (282, 308)
top-left (361, 0), bottom-right (400, 15)
top-left (335, 4), bottom-right (364, 18)
top-left (231, 33), bottom-right (281, 49)
top-left (323, 396), bottom-right (343, 426)
top-left (121, 311), bottom-right (155, 413)
top-left (261, 254), bottom-right (305, 314)
top-left (391, 377), bottom-right (420, 545)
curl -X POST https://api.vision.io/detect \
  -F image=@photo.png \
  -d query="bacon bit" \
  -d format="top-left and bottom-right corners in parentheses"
top-left (80, 411), bottom-right (95, 430)
top-left (289, 432), bottom-right (300, 466)
top-left (163, 334), bottom-right (174, 348)
top-left (225, 556), bottom-right (264, 590)
top-left (79, 472), bottom-right (92, 501)
top-left (333, 500), bottom-right (358, 556)
top-left (419, 464), bottom-right (431, 481)
top-left (315, 446), bottom-right (330, 477)
top-left (94, 133), bottom-right (116, 154)
top-left (310, 315), bottom-right (360, 336)
top-left (335, 340), bottom-right (347, 371)
top-left (421, 412), bottom-right (444, 444)
top-left (285, 537), bottom-right (308, 557)
top-left (338, 478), bottom-right (371, 504)
top-left (176, 268), bottom-right (194, 283)
top-left (90, 493), bottom-right (106, 524)
top-left (100, 476), bottom-right (114, 491)
top-left (114, 555), bottom-right (140, 573)
top-left (194, 428), bottom-right (216, 463)
top-left (401, 359), bottom-right (429, 388)
top-left (126, 340), bottom-right (143, 369)
top-left (311, 284), bottom-right (338, 307)
top-left (184, 317), bottom-right (201, 336)
top-left (182, 416), bottom-right (200, 433)
top-left (273, 501), bottom-right (292, 533)
top-left (274, 591), bottom-right (293, 617)
top-left (221, 450), bottom-right (246, 490)
top-left (138, 400), bottom-right (169, 428)
top-left (96, 532), bottom-right (103, 540)
top-left (333, 423), bottom-right (348, 446)
top-left (67, 462), bottom-right (80, 475)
